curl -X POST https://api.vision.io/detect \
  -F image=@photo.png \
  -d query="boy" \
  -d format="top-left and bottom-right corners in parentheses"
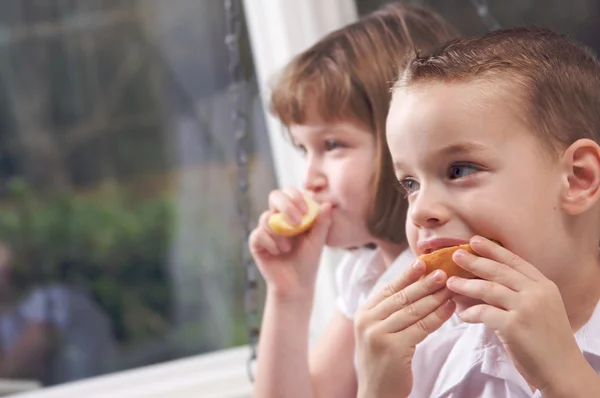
top-left (354, 27), bottom-right (600, 397)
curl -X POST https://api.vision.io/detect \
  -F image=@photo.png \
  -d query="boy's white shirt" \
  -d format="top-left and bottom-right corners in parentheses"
top-left (409, 300), bottom-right (600, 397)
top-left (335, 247), bottom-right (415, 320)
top-left (338, 248), bottom-right (600, 397)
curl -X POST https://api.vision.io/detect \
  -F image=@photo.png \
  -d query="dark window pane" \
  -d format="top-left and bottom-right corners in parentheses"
top-left (357, 0), bottom-right (600, 52)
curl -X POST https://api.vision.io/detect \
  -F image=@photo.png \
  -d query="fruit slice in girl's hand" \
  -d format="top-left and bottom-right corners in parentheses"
top-left (268, 195), bottom-right (320, 237)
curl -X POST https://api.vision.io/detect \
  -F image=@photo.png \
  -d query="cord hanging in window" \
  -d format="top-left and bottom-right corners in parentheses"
top-left (224, 0), bottom-right (259, 383)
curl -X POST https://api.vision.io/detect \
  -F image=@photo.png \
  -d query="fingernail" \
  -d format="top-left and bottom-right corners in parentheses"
top-left (412, 260), bottom-right (425, 271)
top-left (431, 270), bottom-right (444, 282)
top-left (444, 300), bottom-right (454, 309)
top-left (471, 235), bottom-right (484, 245)
top-left (454, 249), bottom-right (467, 258)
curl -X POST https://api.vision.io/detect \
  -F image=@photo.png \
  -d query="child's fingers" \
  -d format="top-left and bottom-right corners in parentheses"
top-left (452, 249), bottom-right (526, 292)
top-left (381, 287), bottom-right (454, 333)
top-left (249, 225), bottom-right (280, 256)
top-left (283, 187), bottom-right (308, 212)
top-left (447, 277), bottom-right (516, 310)
top-left (469, 236), bottom-right (544, 282)
top-left (250, 212), bottom-right (290, 256)
top-left (457, 303), bottom-right (505, 329)
top-left (373, 268), bottom-right (448, 320)
top-left (268, 189), bottom-right (305, 225)
top-left (260, 211), bottom-right (294, 253)
top-left (402, 299), bottom-right (456, 345)
top-left (306, 202), bottom-right (333, 244)
top-left (361, 259), bottom-right (427, 311)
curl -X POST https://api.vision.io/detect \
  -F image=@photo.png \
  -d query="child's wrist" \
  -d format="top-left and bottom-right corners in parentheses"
top-left (267, 285), bottom-right (315, 308)
top-left (542, 358), bottom-right (600, 398)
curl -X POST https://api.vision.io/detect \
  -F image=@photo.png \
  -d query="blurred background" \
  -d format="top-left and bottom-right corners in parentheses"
top-left (0, 0), bottom-right (597, 396)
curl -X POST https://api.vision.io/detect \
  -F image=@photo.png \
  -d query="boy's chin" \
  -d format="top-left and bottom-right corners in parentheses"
top-left (453, 295), bottom-right (485, 315)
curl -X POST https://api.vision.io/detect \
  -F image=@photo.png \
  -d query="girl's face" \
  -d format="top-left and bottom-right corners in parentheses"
top-left (289, 111), bottom-right (377, 248)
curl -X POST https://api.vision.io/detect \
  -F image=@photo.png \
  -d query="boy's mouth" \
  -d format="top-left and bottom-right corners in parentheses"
top-left (417, 237), bottom-right (470, 256)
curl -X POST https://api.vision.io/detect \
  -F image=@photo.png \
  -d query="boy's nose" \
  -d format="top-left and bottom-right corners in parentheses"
top-left (409, 186), bottom-right (450, 229)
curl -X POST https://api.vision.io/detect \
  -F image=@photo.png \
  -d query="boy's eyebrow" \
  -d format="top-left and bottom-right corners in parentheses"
top-left (439, 141), bottom-right (490, 155)
top-left (392, 141), bottom-right (490, 172)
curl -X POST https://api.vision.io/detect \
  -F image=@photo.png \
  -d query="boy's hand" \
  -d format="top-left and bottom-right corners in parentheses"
top-left (249, 187), bottom-right (332, 301)
top-left (354, 260), bottom-right (455, 398)
top-left (447, 236), bottom-right (590, 395)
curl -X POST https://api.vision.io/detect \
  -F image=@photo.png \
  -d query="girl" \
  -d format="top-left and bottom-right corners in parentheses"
top-left (248, 3), bottom-right (459, 397)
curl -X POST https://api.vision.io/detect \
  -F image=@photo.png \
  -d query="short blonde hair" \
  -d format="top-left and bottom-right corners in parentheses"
top-left (396, 27), bottom-right (600, 153)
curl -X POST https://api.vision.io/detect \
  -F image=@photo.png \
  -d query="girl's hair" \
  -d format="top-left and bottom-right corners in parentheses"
top-left (270, 3), bottom-right (460, 244)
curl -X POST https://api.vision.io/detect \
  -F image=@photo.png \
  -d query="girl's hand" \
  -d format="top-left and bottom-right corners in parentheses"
top-left (249, 187), bottom-right (332, 301)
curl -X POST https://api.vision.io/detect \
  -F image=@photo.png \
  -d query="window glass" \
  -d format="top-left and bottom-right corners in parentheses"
top-left (0, 0), bottom-right (274, 388)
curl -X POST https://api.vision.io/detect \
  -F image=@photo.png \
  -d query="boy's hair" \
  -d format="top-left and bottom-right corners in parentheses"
top-left (396, 26), bottom-right (600, 152)
top-left (270, 3), bottom-right (459, 244)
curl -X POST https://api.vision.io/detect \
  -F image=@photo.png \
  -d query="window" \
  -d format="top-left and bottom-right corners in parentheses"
top-left (0, 0), bottom-right (274, 389)
top-left (356, 0), bottom-right (600, 52)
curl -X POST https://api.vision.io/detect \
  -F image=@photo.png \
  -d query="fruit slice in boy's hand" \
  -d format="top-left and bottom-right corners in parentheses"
top-left (268, 195), bottom-right (320, 237)
top-left (419, 244), bottom-right (478, 279)
top-left (418, 239), bottom-right (504, 279)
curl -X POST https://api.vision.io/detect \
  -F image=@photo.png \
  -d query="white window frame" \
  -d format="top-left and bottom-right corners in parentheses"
top-left (7, 1), bottom-right (358, 397)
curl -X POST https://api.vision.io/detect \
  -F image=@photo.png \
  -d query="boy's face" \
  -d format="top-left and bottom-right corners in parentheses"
top-left (386, 81), bottom-right (571, 291)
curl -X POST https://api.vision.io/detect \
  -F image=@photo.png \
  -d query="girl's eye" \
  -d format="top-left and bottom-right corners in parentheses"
top-left (398, 178), bottom-right (420, 195)
top-left (448, 163), bottom-right (479, 179)
top-left (325, 139), bottom-right (341, 151)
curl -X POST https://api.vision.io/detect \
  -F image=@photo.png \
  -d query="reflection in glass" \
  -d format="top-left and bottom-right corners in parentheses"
top-left (0, 0), bottom-right (275, 388)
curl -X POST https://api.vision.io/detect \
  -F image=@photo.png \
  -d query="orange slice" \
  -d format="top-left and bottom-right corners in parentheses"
top-left (268, 195), bottom-right (320, 237)
top-left (418, 239), bottom-right (503, 279)
top-left (418, 244), bottom-right (477, 279)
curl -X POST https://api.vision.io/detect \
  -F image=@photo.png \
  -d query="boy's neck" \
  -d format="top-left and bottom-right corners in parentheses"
top-left (560, 249), bottom-right (600, 332)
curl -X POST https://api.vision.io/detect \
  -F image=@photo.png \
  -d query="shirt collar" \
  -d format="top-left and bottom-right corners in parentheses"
top-left (429, 322), bottom-right (531, 397)
top-left (574, 299), bottom-right (600, 358)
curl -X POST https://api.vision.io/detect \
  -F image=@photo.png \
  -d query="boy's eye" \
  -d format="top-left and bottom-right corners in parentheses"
top-left (448, 163), bottom-right (479, 179)
top-left (398, 178), bottom-right (420, 195)
top-left (325, 139), bottom-right (341, 151)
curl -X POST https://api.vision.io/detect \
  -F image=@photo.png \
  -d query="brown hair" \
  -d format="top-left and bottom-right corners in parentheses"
top-left (270, 3), bottom-right (459, 244)
top-left (396, 26), bottom-right (600, 153)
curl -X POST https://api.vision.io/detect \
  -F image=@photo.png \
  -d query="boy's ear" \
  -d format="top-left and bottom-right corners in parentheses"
top-left (560, 139), bottom-right (600, 215)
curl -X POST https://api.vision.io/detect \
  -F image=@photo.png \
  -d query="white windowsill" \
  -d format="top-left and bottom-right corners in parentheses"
top-left (0, 379), bottom-right (40, 397)
top-left (12, 346), bottom-right (254, 398)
